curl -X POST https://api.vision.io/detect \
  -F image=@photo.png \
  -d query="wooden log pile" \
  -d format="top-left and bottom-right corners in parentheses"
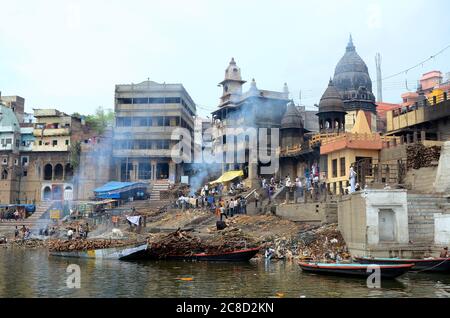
top-left (47, 238), bottom-right (138, 252)
top-left (146, 228), bottom-right (258, 259)
top-left (407, 144), bottom-right (441, 170)
top-left (297, 224), bottom-right (350, 261)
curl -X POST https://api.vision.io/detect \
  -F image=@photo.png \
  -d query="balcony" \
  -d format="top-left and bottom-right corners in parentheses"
top-left (112, 149), bottom-right (175, 158)
top-left (33, 127), bottom-right (71, 137)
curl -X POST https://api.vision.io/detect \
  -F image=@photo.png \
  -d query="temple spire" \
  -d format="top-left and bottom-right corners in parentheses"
top-left (346, 33), bottom-right (355, 52)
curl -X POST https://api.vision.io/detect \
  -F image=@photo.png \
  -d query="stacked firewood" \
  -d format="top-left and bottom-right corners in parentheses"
top-left (47, 239), bottom-right (138, 252)
top-left (407, 144), bottom-right (441, 170)
top-left (146, 228), bottom-right (258, 258)
top-left (205, 227), bottom-right (257, 252)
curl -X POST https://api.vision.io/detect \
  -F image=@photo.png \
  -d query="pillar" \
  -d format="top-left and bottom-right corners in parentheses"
top-left (169, 161), bottom-right (176, 184)
top-left (248, 162), bottom-right (258, 188)
top-left (421, 130), bottom-right (426, 142)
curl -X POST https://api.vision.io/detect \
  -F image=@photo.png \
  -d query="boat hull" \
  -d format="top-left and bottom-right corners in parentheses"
top-left (49, 243), bottom-right (148, 261)
top-left (147, 247), bottom-right (260, 262)
top-left (298, 262), bottom-right (413, 279)
top-left (354, 256), bottom-right (450, 273)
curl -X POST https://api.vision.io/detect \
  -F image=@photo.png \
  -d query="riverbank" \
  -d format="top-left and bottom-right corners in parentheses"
top-left (1, 205), bottom-right (350, 262)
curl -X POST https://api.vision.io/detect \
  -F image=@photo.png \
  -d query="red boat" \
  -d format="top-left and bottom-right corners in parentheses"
top-left (299, 262), bottom-right (414, 279)
top-left (147, 247), bottom-right (260, 262)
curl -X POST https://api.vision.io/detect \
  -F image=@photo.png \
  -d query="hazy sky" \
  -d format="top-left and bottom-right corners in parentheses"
top-left (1, 0), bottom-right (449, 117)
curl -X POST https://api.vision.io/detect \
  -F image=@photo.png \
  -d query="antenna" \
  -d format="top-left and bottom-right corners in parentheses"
top-left (299, 90), bottom-right (302, 106)
top-left (375, 53), bottom-right (383, 102)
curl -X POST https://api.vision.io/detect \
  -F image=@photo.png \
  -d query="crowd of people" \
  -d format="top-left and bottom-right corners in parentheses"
top-left (66, 222), bottom-right (90, 240)
top-left (13, 225), bottom-right (31, 241)
top-left (176, 179), bottom-right (249, 219)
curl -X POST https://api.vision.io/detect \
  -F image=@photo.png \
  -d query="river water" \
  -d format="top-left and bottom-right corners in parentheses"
top-left (0, 248), bottom-right (449, 298)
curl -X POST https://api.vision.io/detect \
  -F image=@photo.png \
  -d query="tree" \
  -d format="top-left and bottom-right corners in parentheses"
top-left (84, 107), bottom-right (115, 135)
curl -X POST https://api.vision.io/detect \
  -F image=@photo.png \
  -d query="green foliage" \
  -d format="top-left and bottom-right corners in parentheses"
top-left (84, 107), bottom-right (114, 135)
top-left (69, 141), bottom-right (82, 170)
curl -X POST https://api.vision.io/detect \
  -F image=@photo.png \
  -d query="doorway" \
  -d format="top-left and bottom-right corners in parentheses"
top-left (156, 163), bottom-right (169, 180)
top-left (378, 208), bottom-right (396, 242)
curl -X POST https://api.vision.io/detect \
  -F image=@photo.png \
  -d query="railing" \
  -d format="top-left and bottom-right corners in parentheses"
top-left (392, 91), bottom-right (449, 118)
top-left (352, 158), bottom-right (406, 189)
top-left (310, 133), bottom-right (339, 146)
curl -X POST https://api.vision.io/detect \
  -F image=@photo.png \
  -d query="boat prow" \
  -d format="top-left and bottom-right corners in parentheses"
top-left (49, 243), bottom-right (148, 261)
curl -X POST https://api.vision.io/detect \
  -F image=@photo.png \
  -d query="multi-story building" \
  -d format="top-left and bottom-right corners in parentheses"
top-left (113, 80), bottom-right (196, 184)
top-left (0, 103), bottom-right (22, 204)
top-left (0, 95), bottom-right (25, 123)
top-left (16, 109), bottom-right (89, 202)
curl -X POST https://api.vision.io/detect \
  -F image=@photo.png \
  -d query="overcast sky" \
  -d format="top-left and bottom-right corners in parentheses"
top-left (0, 0), bottom-right (449, 117)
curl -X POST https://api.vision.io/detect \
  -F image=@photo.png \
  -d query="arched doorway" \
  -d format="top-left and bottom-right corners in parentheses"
top-left (64, 186), bottom-right (73, 201)
top-left (43, 186), bottom-right (52, 201)
top-left (54, 164), bottom-right (63, 180)
top-left (44, 164), bottom-right (52, 180)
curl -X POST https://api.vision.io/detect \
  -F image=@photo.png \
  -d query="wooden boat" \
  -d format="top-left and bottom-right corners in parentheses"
top-left (49, 243), bottom-right (148, 261)
top-left (354, 256), bottom-right (450, 273)
top-left (298, 262), bottom-right (414, 279)
top-left (147, 247), bottom-right (260, 262)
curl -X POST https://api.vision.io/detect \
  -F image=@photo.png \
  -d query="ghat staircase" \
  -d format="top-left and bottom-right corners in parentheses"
top-left (0, 201), bottom-right (54, 237)
top-left (149, 179), bottom-right (170, 202)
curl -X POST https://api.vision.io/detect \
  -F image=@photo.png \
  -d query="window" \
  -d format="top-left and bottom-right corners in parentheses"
top-left (5, 138), bottom-right (12, 145)
top-left (23, 170), bottom-right (28, 177)
top-left (340, 157), bottom-right (346, 177)
top-left (14, 159), bottom-right (19, 166)
top-left (332, 159), bottom-right (338, 178)
top-left (65, 140), bottom-right (69, 146)
top-left (39, 141), bottom-right (43, 146)
top-left (2, 158), bottom-right (7, 165)
top-left (21, 156), bottom-right (29, 166)
top-left (52, 140), bottom-right (58, 147)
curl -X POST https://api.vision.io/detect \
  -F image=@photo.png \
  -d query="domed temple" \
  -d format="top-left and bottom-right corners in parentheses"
top-left (332, 35), bottom-right (377, 132)
top-left (316, 79), bottom-right (346, 133)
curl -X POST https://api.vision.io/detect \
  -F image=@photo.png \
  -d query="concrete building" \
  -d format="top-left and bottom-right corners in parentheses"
top-left (76, 127), bottom-right (114, 200)
top-left (17, 109), bottom-right (89, 202)
top-left (0, 95), bottom-right (25, 123)
top-left (0, 103), bottom-right (22, 204)
top-left (320, 111), bottom-right (384, 194)
top-left (113, 80), bottom-right (196, 184)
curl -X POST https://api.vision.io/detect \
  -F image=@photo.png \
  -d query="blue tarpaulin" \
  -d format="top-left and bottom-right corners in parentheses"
top-left (93, 182), bottom-right (147, 199)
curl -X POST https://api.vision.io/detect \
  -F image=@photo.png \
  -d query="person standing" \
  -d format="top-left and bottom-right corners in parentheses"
top-left (349, 165), bottom-right (357, 193)
top-left (254, 191), bottom-right (260, 208)
top-left (440, 247), bottom-right (449, 258)
top-left (14, 226), bottom-right (19, 239)
top-left (84, 222), bottom-right (90, 239)
top-left (229, 199), bottom-right (235, 217)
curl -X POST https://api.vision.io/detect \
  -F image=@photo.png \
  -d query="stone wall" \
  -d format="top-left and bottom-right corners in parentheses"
top-left (434, 141), bottom-right (450, 193)
top-left (405, 166), bottom-right (438, 193)
top-left (276, 202), bottom-right (337, 224)
top-left (337, 190), bottom-right (409, 256)
top-left (434, 213), bottom-right (450, 245)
